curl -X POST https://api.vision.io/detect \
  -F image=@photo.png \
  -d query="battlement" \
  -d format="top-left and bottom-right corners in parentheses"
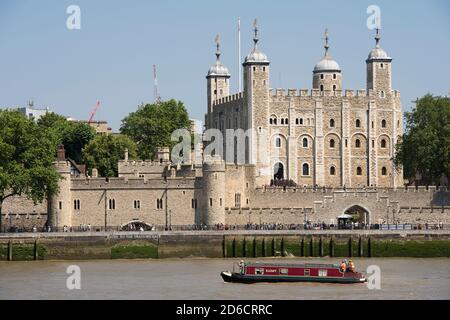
top-left (71, 176), bottom-right (197, 190)
top-left (254, 186), bottom-right (448, 194)
top-left (212, 92), bottom-right (244, 106)
top-left (119, 160), bottom-right (169, 167)
top-left (266, 88), bottom-right (380, 98)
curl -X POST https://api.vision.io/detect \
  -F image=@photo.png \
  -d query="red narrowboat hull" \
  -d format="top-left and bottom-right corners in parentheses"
top-left (221, 262), bottom-right (366, 284)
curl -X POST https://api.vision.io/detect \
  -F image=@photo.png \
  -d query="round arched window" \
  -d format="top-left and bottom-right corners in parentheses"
top-left (330, 166), bottom-right (336, 176)
top-left (356, 167), bottom-right (362, 176)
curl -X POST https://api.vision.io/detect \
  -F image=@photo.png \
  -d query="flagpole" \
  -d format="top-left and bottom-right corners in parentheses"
top-left (238, 17), bottom-right (242, 92)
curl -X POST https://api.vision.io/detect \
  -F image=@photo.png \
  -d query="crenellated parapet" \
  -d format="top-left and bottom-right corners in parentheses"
top-left (263, 88), bottom-right (401, 100)
top-left (212, 92), bottom-right (244, 106)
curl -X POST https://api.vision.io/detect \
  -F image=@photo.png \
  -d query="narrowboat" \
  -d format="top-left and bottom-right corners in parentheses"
top-left (221, 260), bottom-right (366, 284)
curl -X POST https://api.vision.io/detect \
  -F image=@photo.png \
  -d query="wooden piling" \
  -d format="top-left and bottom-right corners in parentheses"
top-left (262, 238), bottom-right (266, 257)
top-left (348, 237), bottom-right (353, 257)
top-left (329, 237), bottom-right (334, 257)
top-left (8, 240), bottom-right (12, 261)
top-left (34, 240), bottom-right (38, 261)
top-left (319, 237), bottom-right (323, 257)
top-left (232, 238), bottom-right (236, 258)
top-left (358, 236), bottom-right (363, 257)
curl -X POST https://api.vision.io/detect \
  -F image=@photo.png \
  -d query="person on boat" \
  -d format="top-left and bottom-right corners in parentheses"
top-left (348, 260), bottom-right (356, 273)
top-left (239, 260), bottom-right (245, 274)
top-left (340, 259), bottom-right (347, 272)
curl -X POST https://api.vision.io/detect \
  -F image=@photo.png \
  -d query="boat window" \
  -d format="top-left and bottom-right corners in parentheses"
top-left (319, 269), bottom-right (327, 277)
top-left (280, 269), bottom-right (288, 275)
top-left (255, 268), bottom-right (264, 275)
top-left (304, 269), bottom-right (310, 276)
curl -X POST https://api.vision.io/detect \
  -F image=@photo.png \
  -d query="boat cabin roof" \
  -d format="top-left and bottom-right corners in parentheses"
top-left (244, 262), bottom-right (340, 268)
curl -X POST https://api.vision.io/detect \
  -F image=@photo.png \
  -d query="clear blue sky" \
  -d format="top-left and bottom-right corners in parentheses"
top-left (1, 0), bottom-right (449, 131)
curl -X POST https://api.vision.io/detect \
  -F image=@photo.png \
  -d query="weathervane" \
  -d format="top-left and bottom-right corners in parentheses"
top-left (375, 27), bottom-right (381, 47)
top-left (214, 34), bottom-right (221, 60)
top-left (323, 28), bottom-right (330, 55)
top-left (253, 18), bottom-right (259, 47)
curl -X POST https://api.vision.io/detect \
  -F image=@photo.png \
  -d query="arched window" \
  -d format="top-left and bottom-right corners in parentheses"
top-left (382, 167), bottom-right (387, 176)
top-left (274, 118), bottom-right (277, 125)
top-left (329, 119), bottom-right (335, 128)
top-left (356, 167), bottom-right (362, 176)
top-left (285, 118), bottom-right (288, 125)
top-left (355, 139), bottom-right (361, 148)
top-left (320, 84), bottom-right (324, 91)
top-left (333, 74), bottom-right (337, 79)
top-left (269, 118), bottom-right (273, 125)
top-left (330, 139), bottom-right (335, 148)
top-left (333, 85), bottom-right (336, 91)
top-left (281, 118), bottom-right (284, 125)
top-left (295, 118), bottom-right (299, 125)
top-left (320, 74), bottom-right (324, 80)
top-left (380, 91), bottom-right (385, 98)
top-left (299, 118), bottom-right (303, 125)
top-left (381, 119), bottom-right (386, 128)
top-left (330, 166), bottom-right (336, 176)
top-left (275, 137), bottom-right (281, 148)
top-left (381, 139), bottom-right (387, 148)
top-left (356, 119), bottom-right (361, 128)
top-left (302, 137), bottom-right (308, 148)
top-left (302, 163), bottom-right (309, 176)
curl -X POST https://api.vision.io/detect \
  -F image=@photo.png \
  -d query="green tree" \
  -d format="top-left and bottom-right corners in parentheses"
top-left (394, 94), bottom-right (450, 185)
top-left (37, 112), bottom-right (95, 163)
top-left (120, 99), bottom-right (191, 160)
top-left (0, 110), bottom-right (61, 232)
top-left (82, 134), bottom-right (138, 177)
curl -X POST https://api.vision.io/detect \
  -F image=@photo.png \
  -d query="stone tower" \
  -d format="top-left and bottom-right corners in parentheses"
top-left (313, 29), bottom-right (342, 92)
top-left (243, 20), bottom-right (270, 178)
top-left (366, 28), bottom-right (392, 94)
top-left (202, 156), bottom-right (226, 225)
top-left (48, 145), bottom-right (72, 229)
top-left (206, 35), bottom-right (230, 128)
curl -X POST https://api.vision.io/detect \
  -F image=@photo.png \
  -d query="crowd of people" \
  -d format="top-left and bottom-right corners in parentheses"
top-left (4, 221), bottom-right (448, 233)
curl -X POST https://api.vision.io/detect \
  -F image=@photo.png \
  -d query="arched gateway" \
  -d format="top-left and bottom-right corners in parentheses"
top-left (120, 220), bottom-right (153, 231)
top-left (343, 205), bottom-right (370, 224)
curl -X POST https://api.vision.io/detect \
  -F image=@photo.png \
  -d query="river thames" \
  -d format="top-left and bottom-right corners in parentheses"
top-left (0, 258), bottom-right (449, 299)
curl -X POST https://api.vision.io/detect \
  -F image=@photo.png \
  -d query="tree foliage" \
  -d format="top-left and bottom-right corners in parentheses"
top-left (394, 94), bottom-right (450, 185)
top-left (120, 100), bottom-right (191, 160)
top-left (82, 134), bottom-right (138, 177)
top-left (0, 110), bottom-right (61, 231)
top-left (37, 112), bottom-right (95, 164)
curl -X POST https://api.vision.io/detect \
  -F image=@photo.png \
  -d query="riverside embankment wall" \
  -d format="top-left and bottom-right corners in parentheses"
top-left (0, 230), bottom-right (449, 261)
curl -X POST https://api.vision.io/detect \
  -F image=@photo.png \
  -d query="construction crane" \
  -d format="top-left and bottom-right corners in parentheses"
top-left (153, 64), bottom-right (162, 103)
top-left (87, 100), bottom-right (101, 123)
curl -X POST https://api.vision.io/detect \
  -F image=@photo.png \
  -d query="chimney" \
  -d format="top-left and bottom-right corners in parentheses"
top-left (57, 144), bottom-right (66, 161)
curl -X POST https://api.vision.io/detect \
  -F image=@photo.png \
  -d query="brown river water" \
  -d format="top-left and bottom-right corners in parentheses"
top-left (0, 258), bottom-right (449, 300)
